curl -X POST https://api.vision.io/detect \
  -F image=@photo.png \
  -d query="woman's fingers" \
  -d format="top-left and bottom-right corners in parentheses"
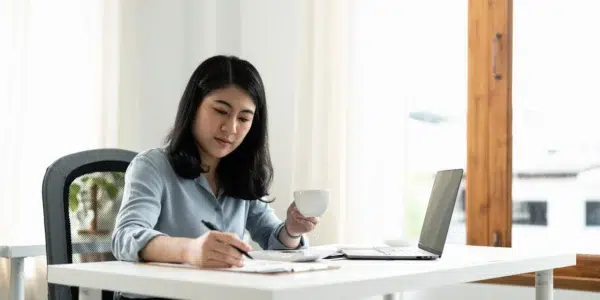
top-left (304, 217), bottom-right (319, 225)
top-left (208, 248), bottom-right (243, 267)
top-left (291, 208), bottom-right (320, 224)
top-left (296, 218), bottom-right (314, 229)
top-left (291, 207), bottom-right (307, 219)
top-left (204, 258), bottom-right (233, 269)
top-left (204, 236), bottom-right (244, 267)
top-left (212, 240), bottom-right (243, 262)
top-left (214, 232), bottom-right (252, 252)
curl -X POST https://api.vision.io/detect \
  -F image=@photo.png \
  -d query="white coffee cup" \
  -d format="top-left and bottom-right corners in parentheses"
top-left (293, 189), bottom-right (330, 218)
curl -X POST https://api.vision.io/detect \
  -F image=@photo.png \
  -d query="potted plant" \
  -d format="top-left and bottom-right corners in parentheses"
top-left (69, 172), bottom-right (125, 234)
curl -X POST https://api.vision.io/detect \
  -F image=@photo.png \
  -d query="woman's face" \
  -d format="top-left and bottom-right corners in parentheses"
top-left (193, 85), bottom-right (256, 161)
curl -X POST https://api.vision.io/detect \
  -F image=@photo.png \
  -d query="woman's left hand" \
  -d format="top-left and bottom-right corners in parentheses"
top-left (284, 202), bottom-right (319, 237)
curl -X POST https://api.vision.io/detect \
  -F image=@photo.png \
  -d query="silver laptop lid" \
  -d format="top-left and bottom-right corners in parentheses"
top-left (417, 169), bottom-right (464, 257)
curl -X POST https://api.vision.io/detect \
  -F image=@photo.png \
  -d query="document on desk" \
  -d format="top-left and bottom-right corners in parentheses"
top-left (220, 259), bottom-right (338, 274)
top-left (249, 245), bottom-right (340, 262)
top-left (147, 260), bottom-right (339, 274)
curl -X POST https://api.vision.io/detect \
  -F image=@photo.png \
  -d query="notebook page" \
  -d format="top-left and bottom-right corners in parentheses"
top-left (220, 259), bottom-right (333, 273)
top-left (249, 246), bottom-right (340, 262)
top-left (146, 259), bottom-right (338, 274)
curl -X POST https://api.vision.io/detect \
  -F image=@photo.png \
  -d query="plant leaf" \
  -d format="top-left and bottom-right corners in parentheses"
top-left (112, 172), bottom-right (125, 181)
top-left (92, 177), bottom-right (118, 200)
top-left (105, 184), bottom-right (118, 199)
top-left (69, 184), bottom-right (81, 212)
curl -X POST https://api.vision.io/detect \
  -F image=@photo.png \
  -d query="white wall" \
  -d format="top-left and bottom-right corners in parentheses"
top-left (118, 0), bottom-right (187, 151)
top-left (117, 1), bottom-right (597, 300)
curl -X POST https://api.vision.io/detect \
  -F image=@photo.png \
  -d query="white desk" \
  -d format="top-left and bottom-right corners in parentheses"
top-left (47, 244), bottom-right (575, 300)
top-left (1, 236), bottom-right (111, 300)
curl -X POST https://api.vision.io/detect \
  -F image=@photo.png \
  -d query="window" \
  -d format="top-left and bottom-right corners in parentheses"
top-left (585, 201), bottom-right (600, 227)
top-left (511, 0), bottom-right (600, 255)
top-left (347, 0), bottom-right (467, 244)
top-left (512, 201), bottom-right (547, 226)
top-left (468, 0), bottom-right (600, 291)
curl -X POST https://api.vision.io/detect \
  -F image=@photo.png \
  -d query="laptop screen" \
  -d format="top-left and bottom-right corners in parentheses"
top-left (418, 169), bottom-right (464, 256)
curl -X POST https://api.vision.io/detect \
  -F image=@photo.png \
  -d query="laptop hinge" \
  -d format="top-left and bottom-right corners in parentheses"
top-left (418, 243), bottom-right (441, 256)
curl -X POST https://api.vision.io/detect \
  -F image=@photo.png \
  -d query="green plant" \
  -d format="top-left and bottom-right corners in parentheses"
top-left (68, 172), bottom-right (125, 212)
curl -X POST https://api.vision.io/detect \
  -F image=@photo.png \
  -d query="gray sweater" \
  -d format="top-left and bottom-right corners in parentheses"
top-left (111, 148), bottom-right (306, 298)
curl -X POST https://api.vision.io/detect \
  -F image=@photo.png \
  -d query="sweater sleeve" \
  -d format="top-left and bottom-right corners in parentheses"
top-left (245, 200), bottom-right (308, 250)
top-left (111, 155), bottom-right (167, 262)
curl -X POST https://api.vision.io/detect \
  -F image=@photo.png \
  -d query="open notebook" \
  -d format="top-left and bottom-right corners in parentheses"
top-left (148, 259), bottom-right (338, 274)
top-left (248, 245), bottom-right (341, 262)
top-left (219, 259), bottom-right (338, 273)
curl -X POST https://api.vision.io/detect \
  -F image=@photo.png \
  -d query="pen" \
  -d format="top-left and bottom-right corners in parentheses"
top-left (201, 220), bottom-right (254, 259)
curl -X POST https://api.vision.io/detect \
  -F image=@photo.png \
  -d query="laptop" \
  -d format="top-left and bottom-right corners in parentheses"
top-left (340, 168), bottom-right (464, 260)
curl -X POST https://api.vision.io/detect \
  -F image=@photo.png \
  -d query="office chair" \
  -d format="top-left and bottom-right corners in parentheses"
top-left (42, 148), bottom-right (137, 300)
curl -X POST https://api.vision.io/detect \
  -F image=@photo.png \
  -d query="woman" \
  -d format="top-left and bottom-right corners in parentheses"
top-left (111, 55), bottom-right (319, 278)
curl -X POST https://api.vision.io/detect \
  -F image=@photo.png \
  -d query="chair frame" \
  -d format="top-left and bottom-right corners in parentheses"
top-left (42, 148), bottom-right (137, 300)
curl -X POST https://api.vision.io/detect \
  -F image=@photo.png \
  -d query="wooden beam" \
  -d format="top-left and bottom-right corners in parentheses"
top-left (487, 0), bottom-right (513, 247)
top-left (467, 0), bottom-right (491, 246)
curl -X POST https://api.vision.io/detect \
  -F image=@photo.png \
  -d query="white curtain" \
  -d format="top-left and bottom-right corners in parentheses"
top-left (291, 0), bottom-right (350, 246)
top-left (0, 0), bottom-right (119, 299)
top-left (291, 0), bottom-right (408, 246)
top-left (345, 0), bottom-right (408, 245)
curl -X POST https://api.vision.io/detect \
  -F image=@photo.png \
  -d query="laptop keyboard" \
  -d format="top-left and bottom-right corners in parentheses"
top-left (374, 247), bottom-right (431, 256)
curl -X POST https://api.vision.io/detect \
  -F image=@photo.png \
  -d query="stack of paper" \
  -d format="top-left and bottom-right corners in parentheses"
top-left (220, 259), bottom-right (336, 273)
top-left (148, 259), bottom-right (338, 274)
top-left (248, 245), bottom-right (340, 262)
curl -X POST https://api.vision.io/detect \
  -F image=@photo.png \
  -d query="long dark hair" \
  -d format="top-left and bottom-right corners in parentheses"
top-left (165, 55), bottom-right (273, 201)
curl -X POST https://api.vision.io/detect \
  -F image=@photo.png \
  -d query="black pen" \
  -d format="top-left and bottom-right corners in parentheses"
top-left (201, 220), bottom-right (254, 259)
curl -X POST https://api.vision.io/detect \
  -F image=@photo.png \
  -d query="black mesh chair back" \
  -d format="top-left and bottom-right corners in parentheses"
top-left (42, 148), bottom-right (137, 300)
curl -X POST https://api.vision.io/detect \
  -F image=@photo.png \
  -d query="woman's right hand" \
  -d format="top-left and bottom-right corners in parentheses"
top-left (183, 231), bottom-right (252, 268)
